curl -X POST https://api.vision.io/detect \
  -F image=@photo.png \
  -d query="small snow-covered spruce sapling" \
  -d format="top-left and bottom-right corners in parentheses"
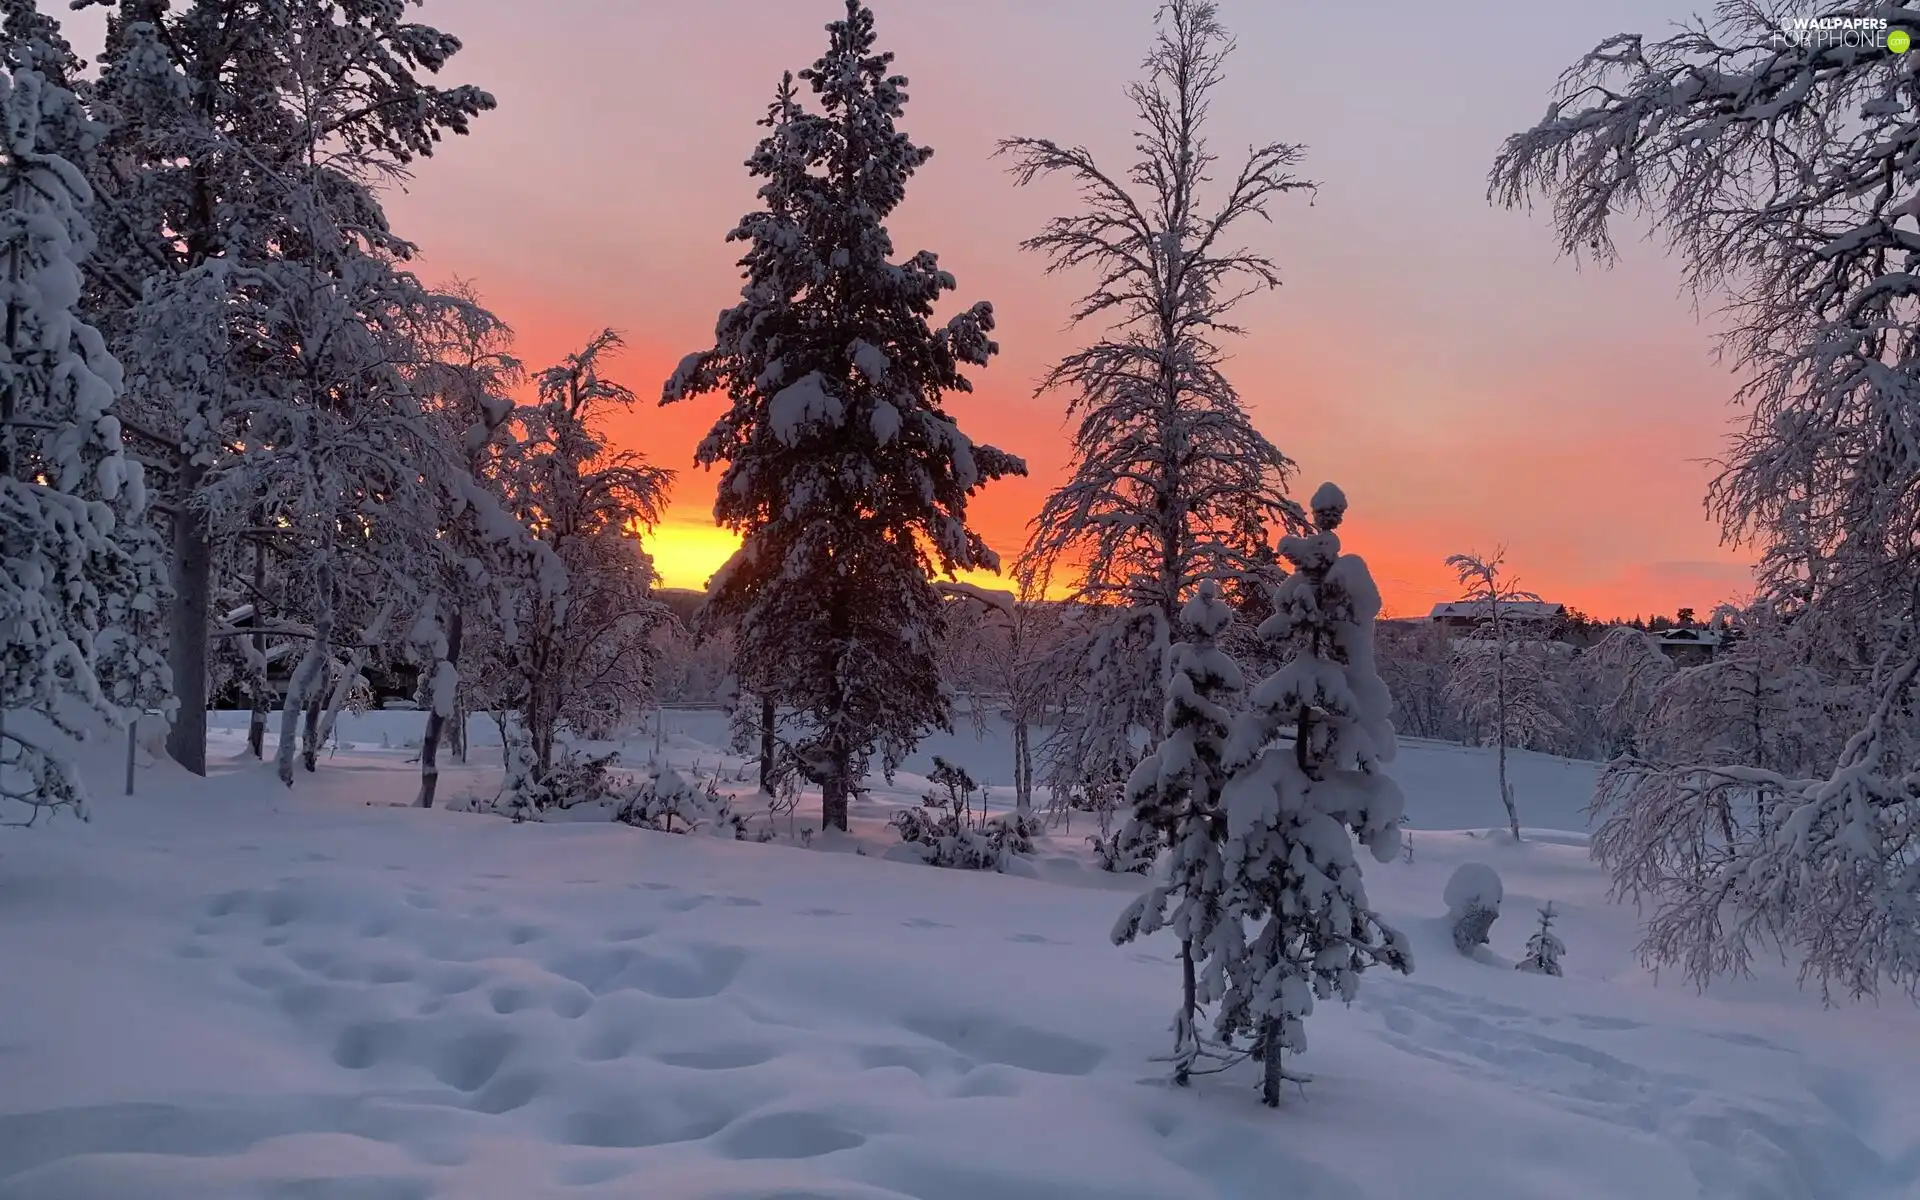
top-left (1445, 862), bottom-right (1504, 957)
top-left (665, 0), bottom-right (1026, 833)
top-left (1215, 484), bottom-right (1413, 1107)
top-left (1111, 580), bottom-right (1242, 1085)
top-left (1516, 902), bottom-right (1565, 977)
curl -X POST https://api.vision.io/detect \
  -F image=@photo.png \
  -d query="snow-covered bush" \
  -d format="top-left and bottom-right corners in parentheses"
top-left (1088, 825), bottom-right (1155, 874)
top-left (1516, 902), bottom-right (1565, 977)
top-left (614, 767), bottom-right (742, 838)
top-left (543, 749), bottom-right (624, 812)
top-left (890, 790), bottom-right (1038, 872)
top-left (1445, 862), bottom-right (1504, 956)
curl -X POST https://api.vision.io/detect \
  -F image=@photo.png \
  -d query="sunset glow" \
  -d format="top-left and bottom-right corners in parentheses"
top-left (385, 0), bottom-right (1757, 622)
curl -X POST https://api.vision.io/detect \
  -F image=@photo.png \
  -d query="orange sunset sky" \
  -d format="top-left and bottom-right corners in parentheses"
top-left (291, 1), bottom-right (1764, 618)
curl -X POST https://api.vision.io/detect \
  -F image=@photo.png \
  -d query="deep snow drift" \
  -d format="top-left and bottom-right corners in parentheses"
top-left (2, 710), bottom-right (1916, 1199)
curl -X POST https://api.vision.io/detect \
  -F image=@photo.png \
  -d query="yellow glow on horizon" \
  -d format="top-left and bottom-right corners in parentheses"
top-left (644, 520), bottom-right (742, 592)
top-left (643, 514), bottom-right (1068, 599)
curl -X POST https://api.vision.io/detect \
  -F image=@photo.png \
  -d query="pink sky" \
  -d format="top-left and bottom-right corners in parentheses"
top-left (384, 1), bottom-right (1752, 619)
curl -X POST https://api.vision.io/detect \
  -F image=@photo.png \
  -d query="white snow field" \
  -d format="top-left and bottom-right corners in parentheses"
top-left (3, 710), bottom-right (1917, 1200)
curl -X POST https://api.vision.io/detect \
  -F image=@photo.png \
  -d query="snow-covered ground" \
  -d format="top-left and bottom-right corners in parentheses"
top-left (3, 711), bottom-right (1916, 1199)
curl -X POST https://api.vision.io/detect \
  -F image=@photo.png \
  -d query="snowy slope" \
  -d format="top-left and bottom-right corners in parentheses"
top-left (1, 714), bottom-right (1915, 1200)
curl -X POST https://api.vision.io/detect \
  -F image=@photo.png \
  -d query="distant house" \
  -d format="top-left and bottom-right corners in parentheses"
top-left (1427, 599), bottom-right (1568, 632)
top-left (1654, 625), bottom-right (1722, 665)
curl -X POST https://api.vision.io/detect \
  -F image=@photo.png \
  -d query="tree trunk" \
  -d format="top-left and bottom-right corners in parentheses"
top-left (1259, 1017), bottom-right (1283, 1107)
top-left (1495, 627), bottom-right (1520, 841)
top-left (416, 607), bottom-right (463, 809)
top-left (1013, 717), bottom-right (1032, 814)
top-left (313, 602), bottom-right (392, 759)
top-left (301, 682), bottom-right (325, 773)
top-left (820, 763), bottom-right (851, 832)
top-left (1498, 739), bottom-right (1520, 841)
top-left (166, 473), bottom-right (212, 776)
top-left (276, 649), bottom-right (324, 784)
top-left (246, 535), bottom-right (268, 758)
top-left (758, 692), bottom-right (776, 792)
top-left (449, 692), bottom-right (468, 763)
top-left (1174, 937), bottom-right (1198, 1085)
top-left (276, 575), bottom-right (332, 786)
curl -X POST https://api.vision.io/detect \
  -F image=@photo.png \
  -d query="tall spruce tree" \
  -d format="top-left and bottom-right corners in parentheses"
top-left (666, 1), bottom-right (1025, 832)
top-left (0, 25), bottom-right (170, 821)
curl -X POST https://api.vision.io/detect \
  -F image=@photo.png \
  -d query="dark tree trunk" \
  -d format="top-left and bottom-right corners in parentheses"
top-left (758, 692), bottom-right (776, 792)
top-left (301, 682), bottom-right (324, 773)
top-left (1260, 1016), bottom-right (1283, 1107)
top-left (449, 692), bottom-right (467, 762)
top-left (1175, 937), bottom-right (1198, 1086)
top-left (820, 766), bottom-right (851, 832)
top-left (165, 470), bottom-right (211, 776)
top-left (416, 607), bottom-right (463, 809)
top-left (246, 535), bottom-right (268, 758)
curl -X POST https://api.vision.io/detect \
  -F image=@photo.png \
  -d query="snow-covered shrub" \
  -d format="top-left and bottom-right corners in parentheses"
top-left (614, 767), bottom-right (741, 837)
top-left (1445, 862), bottom-right (1504, 956)
top-left (1516, 902), bottom-right (1565, 977)
top-left (543, 749), bottom-right (624, 811)
top-left (1089, 825), bottom-right (1155, 874)
top-left (924, 756), bottom-right (981, 822)
top-left (496, 727), bottom-right (549, 820)
top-left (890, 795), bottom-right (1036, 872)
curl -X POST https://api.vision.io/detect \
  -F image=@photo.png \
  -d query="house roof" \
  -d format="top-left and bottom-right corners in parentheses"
top-left (1656, 627), bottom-right (1723, 645)
top-left (1427, 600), bottom-right (1567, 622)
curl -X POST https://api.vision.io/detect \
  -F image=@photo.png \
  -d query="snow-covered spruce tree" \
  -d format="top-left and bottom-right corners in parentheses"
top-left (1000, 0), bottom-right (1311, 808)
top-left (1111, 580), bottom-right (1241, 1085)
top-left (78, 0), bottom-right (494, 778)
top-left (1516, 901), bottom-right (1565, 977)
top-left (1214, 484), bottom-right (1411, 1106)
top-left (1442, 551), bottom-right (1552, 840)
top-left (497, 331), bottom-right (670, 791)
top-left (0, 30), bottom-right (169, 822)
top-left (1494, 7), bottom-right (1920, 1000)
top-left (665, 6), bottom-right (1025, 832)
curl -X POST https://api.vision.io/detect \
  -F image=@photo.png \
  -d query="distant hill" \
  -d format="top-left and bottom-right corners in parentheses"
top-left (655, 588), bottom-right (706, 628)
